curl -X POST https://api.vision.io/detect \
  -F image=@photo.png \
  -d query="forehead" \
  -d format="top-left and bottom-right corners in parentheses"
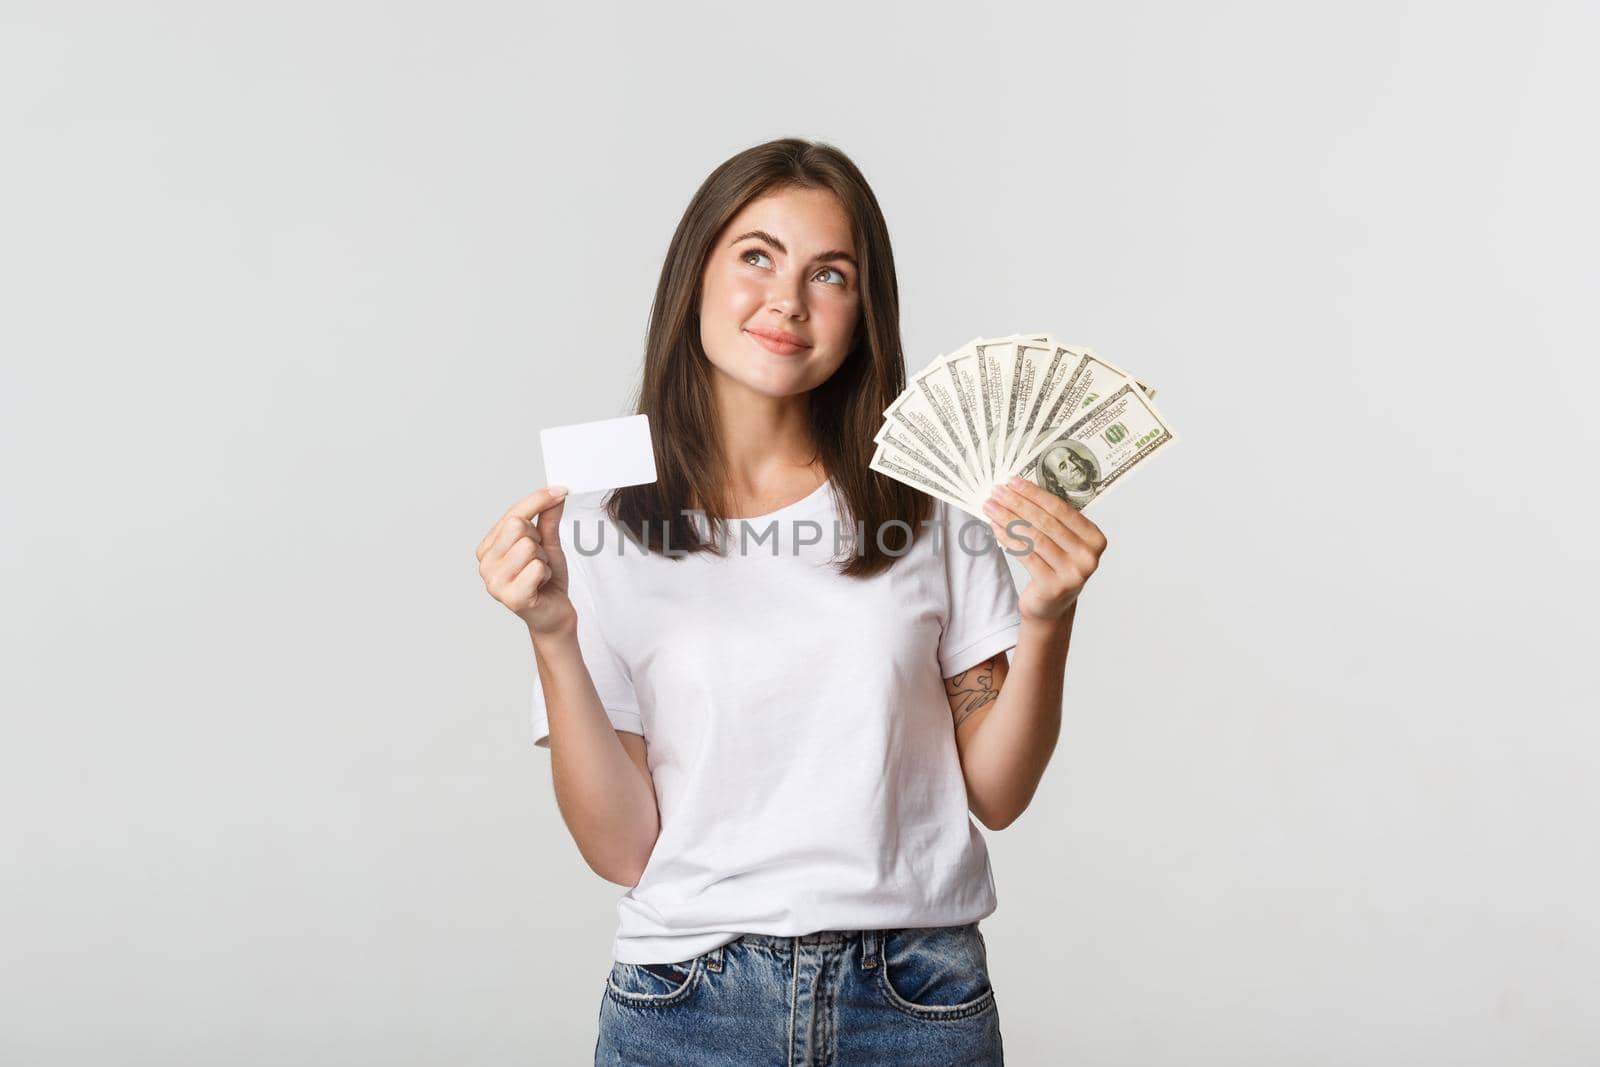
top-left (721, 186), bottom-right (855, 253)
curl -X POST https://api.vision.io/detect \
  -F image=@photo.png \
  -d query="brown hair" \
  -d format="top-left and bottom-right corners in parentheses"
top-left (602, 137), bottom-right (932, 578)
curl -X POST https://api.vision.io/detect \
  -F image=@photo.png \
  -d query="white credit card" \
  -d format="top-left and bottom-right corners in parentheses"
top-left (539, 413), bottom-right (657, 494)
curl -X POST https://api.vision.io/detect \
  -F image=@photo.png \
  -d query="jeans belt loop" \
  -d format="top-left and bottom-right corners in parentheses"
top-left (860, 929), bottom-right (880, 970)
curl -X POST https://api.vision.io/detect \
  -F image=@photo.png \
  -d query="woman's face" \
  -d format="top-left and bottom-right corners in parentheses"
top-left (697, 186), bottom-right (861, 400)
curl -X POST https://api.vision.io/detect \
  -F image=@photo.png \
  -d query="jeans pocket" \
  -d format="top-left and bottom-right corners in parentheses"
top-left (876, 923), bottom-right (996, 1021)
top-left (605, 955), bottom-right (701, 1008)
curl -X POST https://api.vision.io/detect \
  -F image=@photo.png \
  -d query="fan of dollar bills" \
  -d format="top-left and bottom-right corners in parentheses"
top-left (870, 333), bottom-right (1179, 523)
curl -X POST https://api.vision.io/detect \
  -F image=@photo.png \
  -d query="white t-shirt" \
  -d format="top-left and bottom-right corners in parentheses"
top-left (529, 477), bottom-right (1022, 965)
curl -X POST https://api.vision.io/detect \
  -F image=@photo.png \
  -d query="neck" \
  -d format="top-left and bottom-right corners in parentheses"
top-left (708, 369), bottom-right (825, 510)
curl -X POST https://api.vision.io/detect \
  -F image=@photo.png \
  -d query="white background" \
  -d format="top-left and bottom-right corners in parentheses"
top-left (3, 2), bottom-right (1596, 1064)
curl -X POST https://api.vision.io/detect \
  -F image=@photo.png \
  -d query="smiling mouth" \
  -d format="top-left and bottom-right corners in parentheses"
top-left (745, 329), bottom-right (810, 356)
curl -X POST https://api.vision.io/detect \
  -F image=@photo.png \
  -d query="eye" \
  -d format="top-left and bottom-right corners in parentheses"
top-left (740, 248), bottom-right (772, 268)
top-left (815, 266), bottom-right (848, 286)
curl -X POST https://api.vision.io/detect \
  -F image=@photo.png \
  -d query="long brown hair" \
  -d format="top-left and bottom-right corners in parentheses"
top-left (602, 137), bottom-right (932, 578)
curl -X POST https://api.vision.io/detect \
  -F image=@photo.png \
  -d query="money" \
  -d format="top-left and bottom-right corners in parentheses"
top-left (1014, 380), bottom-right (1178, 511)
top-left (868, 441), bottom-right (989, 521)
top-left (883, 349), bottom-right (986, 496)
top-left (874, 334), bottom-right (1177, 515)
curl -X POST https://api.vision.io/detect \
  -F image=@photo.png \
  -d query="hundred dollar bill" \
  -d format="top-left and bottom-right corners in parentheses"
top-left (869, 441), bottom-right (989, 523)
top-left (876, 422), bottom-right (975, 505)
top-left (975, 333), bottom-right (1052, 489)
top-left (874, 385), bottom-right (978, 495)
top-left (974, 336), bottom-right (1027, 494)
top-left (925, 332), bottom-right (1034, 456)
top-left (878, 334), bottom-right (1169, 515)
top-left (885, 350), bottom-right (986, 493)
top-left (991, 334), bottom-right (1047, 479)
top-left (937, 342), bottom-right (992, 490)
top-left (1014, 380), bottom-right (1179, 512)
top-left (998, 337), bottom-right (1094, 479)
top-left (1006, 344), bottom-right (1145, 478)
top-left (876, 412), bottom-right (972, 499)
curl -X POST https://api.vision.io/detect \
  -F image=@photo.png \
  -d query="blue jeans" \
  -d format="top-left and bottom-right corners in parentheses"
top-left (595, 922), bottom-right (1003, 1065)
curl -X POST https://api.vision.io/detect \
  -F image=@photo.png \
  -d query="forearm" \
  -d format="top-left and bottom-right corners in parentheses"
top-left (959, 601), bottom-right (1077, 829)
top-left (531, 624), bottom-right (659, 883)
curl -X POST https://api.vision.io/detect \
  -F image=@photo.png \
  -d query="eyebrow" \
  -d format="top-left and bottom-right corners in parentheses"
top-left (729, 229), bottom-right (857, 270)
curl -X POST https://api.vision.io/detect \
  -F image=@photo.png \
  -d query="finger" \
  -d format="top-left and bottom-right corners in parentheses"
top-left (494, 535), bottom-right (538, 585)
top-left (505, 557), bottom-right (550, 603)
top-left (535, 493), bottom-right (567, 554)
top-left (484, 515), bottom-right (535, 568)
top-left (989, 480), bottom-right (1095, 559)
top-left (989, 515), bottom-right (1053, 584)
top-left (479, 486), bottom-right (565, 562)
top-left (984, 494), bottom-right (1073, 571)
top-left (508, 486), bottom-right (570, 524)
top-left (985, 498), bottom-right (1072, 574)
top-left (479, 519), bottom-right (540, 569)
top-left (473, 511), bottom-right (537, 563)
top-left (1000, 476), bottom-right (1107, 554)
top-left (988, 479), bottom-right (1078, 553)
top-left (514, 552), bottom-right (549, 587)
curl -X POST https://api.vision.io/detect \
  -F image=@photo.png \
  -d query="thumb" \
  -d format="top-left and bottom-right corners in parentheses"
top-left (536, 492), bottom-right (567, 560)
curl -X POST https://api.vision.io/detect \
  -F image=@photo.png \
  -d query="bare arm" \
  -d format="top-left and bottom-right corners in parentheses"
top-left (532, 622), bottom-right (660, 885)
top-left (476, 485), bottom-right (660, 887)
top-left (947, 473), bottom-right (1108, 830)
top-left (945, 605), bottom-right (1075, 830)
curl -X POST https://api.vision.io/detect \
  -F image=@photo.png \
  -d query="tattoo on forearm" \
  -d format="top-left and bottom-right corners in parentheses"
top-left (946, 655), bottom-right (1000, 727)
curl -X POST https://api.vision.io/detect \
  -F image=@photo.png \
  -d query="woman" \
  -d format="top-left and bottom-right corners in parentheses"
top-left (475, 138), bottom-right (1106, 1065)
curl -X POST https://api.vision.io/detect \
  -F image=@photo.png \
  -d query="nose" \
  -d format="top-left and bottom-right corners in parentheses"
top-left (766, 269), bottom-right (808, 320)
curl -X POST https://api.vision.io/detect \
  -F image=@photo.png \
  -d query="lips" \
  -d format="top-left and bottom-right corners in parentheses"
top-left (745, 327), bottom-right (811, 356)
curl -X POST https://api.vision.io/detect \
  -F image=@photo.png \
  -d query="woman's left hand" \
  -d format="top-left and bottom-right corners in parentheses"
top-left (982, 475), bottom-right (1108, 623)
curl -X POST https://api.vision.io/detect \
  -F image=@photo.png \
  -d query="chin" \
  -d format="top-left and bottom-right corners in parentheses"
top-left (726, 365), bottom-right (814, 399)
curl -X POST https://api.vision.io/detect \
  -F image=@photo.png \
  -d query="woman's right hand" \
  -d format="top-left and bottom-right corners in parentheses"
top-left (476, 486), bottom-right (576, 636)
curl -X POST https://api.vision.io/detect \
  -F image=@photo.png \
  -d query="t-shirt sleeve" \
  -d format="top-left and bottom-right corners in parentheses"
top-left (937, 499), bottom-right (1023, 678)
top-left (529, 535), bottom-right (644, 749)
